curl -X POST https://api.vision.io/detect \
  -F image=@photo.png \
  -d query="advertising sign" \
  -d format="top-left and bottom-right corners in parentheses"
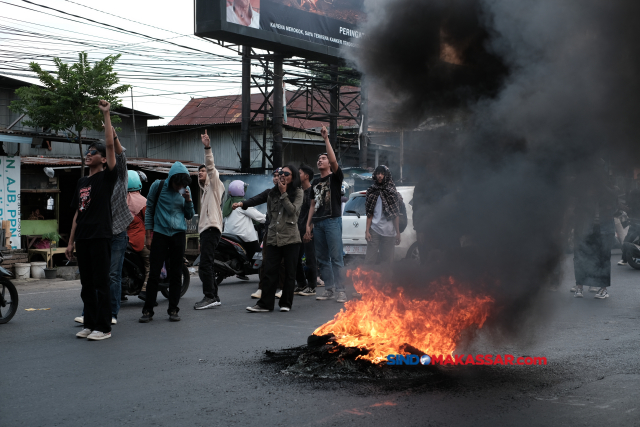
top-left (0, 156), bottom-right (21, 249)
top-left (195, 0), bottom-right (365, 62)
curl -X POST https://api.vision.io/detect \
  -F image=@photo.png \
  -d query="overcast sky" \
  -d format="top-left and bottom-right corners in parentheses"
top-left (1, 0), bottom-right (251, 125)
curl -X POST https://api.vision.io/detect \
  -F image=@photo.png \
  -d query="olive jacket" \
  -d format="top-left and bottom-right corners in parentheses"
top-left (265, 187), bottom-right (303, 247)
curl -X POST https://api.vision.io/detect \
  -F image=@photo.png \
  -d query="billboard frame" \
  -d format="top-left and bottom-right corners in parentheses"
top-left (194, 0), bottom-right (347, 63)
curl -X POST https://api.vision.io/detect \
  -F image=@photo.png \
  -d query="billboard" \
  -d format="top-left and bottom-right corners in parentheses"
top-left (195, 0), bottom-right (365, 62)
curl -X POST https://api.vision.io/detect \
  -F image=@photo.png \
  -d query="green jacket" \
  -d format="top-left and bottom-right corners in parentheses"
top-left (266, 187), bottom-right (303, 247)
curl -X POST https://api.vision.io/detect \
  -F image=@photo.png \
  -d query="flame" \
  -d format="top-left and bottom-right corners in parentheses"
top-left (313, 268), bottom-right (495, 364)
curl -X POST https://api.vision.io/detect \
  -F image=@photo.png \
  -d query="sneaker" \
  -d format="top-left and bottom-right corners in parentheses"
top-left (111, 317), bottom-right (117, 325)
top-left (169, 311), bottom-right (181, 322)
top-left (76, 328), bottom-right (92, 338)
top-left (87, 331), bottom-right (111, 341)
top-left (275, 290), bottom-right (282, 299)
top-left (352, 292), bottom-right (362, 297)
top-left (138, 291), bottom-right (147, 301)
top-left (246, 304), bottom-right (270, 313)
top-left (236, 274), bottom-right (250, 280)
top-left (336, 292), bottom-right (347, 303)
top-left (280, 306), bottom-right (291, 312)
top-left (317, 277), bottom-right (325, 287)
top-left (588, 286), bottom-right (599, 293)
top-left (293, 286), bottom-right (305, 295)
top-left (74, 316), bottom-right (84, 324)
top-left (121, 295), bottom-right (128, 301)
top-left (594, 288), bottom-right (609, 299)
top-left (251, 289), bottom-right (262, 299)
top-left (618, 260), bottom-right (628, 266)
top-left (316, 290), bottom-right (335, 300)
top-left (299, 287), bottom-right (316, 296)
top-left (574, 286), bottom-right (584, 298)
top-left (570, 286), bottom-right (577, 293)
top-left (139, 312), bottom-right (153, 323)
top-left (194, 296), bottom-right (221, 310)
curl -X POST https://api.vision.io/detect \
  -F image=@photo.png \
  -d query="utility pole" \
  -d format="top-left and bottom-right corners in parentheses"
top-left (358, 76), bottom-right (368, 169)
top-left (272, 54), bottom-right (283, 169)
top-left (241, 46), bottom-right (251, 173)
top-left (130, 87), bottom-right (138, 158)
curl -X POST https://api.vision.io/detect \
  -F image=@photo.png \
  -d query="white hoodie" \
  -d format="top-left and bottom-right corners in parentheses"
top-left (223, 206), bottom-right (266, 242)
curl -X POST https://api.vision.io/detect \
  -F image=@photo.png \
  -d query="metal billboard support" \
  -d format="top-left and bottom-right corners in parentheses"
top-left (241, 45), bottom-right (251, 173)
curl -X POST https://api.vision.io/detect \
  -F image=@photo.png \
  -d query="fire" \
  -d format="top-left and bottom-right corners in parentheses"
top-left (313, 268), bottom-right (495, 364)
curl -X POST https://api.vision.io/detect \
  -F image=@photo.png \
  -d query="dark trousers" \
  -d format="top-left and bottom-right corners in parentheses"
top-left (144, 231), bottom-right (185, 316)
top-left (199, 227), bottom-right (222, 298)
top-left (257, 243), bottom-right (300, 310)
top-left (76, 238), bottom-right (112, 333)
top-left (242, 240), bottom-right (261, 263)
top-left (258, 234), bottom-right (284, 290)
top-left (296, 229), bottom-right (317, 288)
top-left (574, 230), bottom-right (614, 288)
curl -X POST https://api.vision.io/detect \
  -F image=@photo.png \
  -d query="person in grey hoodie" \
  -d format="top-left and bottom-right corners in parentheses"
top-left (139, 162), bottom-right (195, 323)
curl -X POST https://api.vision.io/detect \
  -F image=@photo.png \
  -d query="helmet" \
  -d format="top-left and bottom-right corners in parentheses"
top-left (228, 180), bottom-right (245, 197)
top-left (341, 182), bottom-right (350, 196)
top-left (127, 170), bottom-right (142, 192)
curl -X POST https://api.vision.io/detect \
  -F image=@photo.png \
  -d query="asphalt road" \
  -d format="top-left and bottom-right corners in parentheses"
top-left (3, 254), bottom-right (640, 427)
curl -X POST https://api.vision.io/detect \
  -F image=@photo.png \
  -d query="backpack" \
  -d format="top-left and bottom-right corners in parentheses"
top-left (149, 179), bottom-right (165, 223)
top-left (398, 197), bottom-right (408, 233)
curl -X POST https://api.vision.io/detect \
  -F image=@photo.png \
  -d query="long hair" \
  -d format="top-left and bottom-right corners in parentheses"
top-left (271, 164), bottom-right (301, 201)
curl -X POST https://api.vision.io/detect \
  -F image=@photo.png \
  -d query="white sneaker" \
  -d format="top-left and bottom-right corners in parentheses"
top-left (336, 292), bottom-right (347, 303)
top-left (588, 286), bottom-right (599, 293)
top-left (570, 286), bottom-right (577, 293)
top-left (76, 328), bottom-right (92, 338)
top-left (594, 288), bottom-right (609, 299)
top-left (74, 316), bottom-right (84, 324)
top-left (251, 289), bottom-right (262, 299)
top-left (618, 260), bottom-right (628, 265)
top-left (87, 331), bottom-right (112, 341)
top-left (275, 290), bottom-right (282, 299)
top-left (111, 317), bottom-right (117, 325)
top-left (280, 307), bottom-right (290, 312)
top-left (316, 277), bottom-right (325, 287)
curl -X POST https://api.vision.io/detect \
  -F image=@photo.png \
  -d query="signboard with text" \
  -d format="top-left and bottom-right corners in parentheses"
top-left (0, 156), bottom-right (21, 249)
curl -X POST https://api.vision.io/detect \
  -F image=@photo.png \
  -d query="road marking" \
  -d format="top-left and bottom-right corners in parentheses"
top-left (20, 288), bottom-right (81, 295)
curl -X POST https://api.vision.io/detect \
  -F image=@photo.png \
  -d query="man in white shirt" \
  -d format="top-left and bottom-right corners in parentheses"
top-left (364, 165), bottom-right (401, 266)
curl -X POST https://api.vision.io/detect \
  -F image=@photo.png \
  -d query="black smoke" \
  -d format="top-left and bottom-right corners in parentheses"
top-left (345, 0), bottom-right (640, 337)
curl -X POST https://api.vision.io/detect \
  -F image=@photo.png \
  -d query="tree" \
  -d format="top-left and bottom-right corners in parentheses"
top-left (10, 52), bottom-right (130, 176)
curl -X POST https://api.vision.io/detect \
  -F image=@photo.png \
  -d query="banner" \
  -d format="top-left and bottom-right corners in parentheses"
top-left (0, 156), bottom-right (21, 249)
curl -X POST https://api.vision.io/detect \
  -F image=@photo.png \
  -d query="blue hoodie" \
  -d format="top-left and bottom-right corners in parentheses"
top-left (145, 162), bottom-right (195, 236)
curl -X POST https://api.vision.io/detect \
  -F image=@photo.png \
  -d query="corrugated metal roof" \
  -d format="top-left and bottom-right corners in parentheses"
top-left (167, 88), bottom-right (360, 130)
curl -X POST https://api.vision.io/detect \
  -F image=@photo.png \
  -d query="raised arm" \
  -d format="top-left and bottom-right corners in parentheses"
top-left (321, 125), bottom-right (339, 173)
top-left (112, 126), bottom-right (123, 155)
top-left (98, 100), bottom-right (116, 171)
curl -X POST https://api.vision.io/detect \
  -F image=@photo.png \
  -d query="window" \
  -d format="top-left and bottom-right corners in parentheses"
top-left (343, 196), bottom-right (366, 217)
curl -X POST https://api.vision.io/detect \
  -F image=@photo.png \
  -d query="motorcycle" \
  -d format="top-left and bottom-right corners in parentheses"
top-left (200, 233), bottom-right (262, 286)
top-left (0, 253), bottom-right (18, 324)
top-left (121, 245), bottom-right (191, 299)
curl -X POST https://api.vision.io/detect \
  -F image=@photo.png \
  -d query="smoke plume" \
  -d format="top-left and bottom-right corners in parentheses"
top-left (345, 0), bottom-right (640, 337)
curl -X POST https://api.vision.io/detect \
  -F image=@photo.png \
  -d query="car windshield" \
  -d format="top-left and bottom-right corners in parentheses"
top-left (343, 196), bottom-right (366, 217)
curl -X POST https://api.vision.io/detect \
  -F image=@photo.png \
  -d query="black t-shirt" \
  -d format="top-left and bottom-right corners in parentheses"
top-left (298, 186), bottom-right (313, 231)
top-left (311, 167), bottom-right (344, 223)
top-left (71, 165), bottom-right (118, 240)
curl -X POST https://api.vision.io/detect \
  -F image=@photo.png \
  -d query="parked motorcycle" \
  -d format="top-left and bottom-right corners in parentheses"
top-left (203, 233), bottom-right (262, 286)
top-left (621, 218), bottom-right (640, 270)
top-left (0, 253), bottom-right (18, 324)
top-left (121, 246), bottom-right (191, 299)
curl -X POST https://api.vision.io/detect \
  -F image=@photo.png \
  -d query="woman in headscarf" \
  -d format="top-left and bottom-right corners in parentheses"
top-left (364, 165), bottom-right (401, 266)
top-left (222, 180), bottom-right (266, 278)
top-left (126, 170), bottom-right (151, 300)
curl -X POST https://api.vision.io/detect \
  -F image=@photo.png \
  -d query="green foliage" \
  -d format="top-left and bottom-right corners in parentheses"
top-left (41, 232), bottom-right (61, 243)
top-left (9, 52), bottom-right (130, 139)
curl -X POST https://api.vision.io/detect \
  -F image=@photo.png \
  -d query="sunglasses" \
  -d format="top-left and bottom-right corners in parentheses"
top-left (278, 171), bottom-right (291, 177)
top-left (85, 149), bottom-right (101, 156)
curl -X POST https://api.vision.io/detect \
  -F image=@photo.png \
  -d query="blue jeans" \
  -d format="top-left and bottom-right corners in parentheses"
top-left (313, 217), bottom-right (344, 292)
top-left (109, 230), bottom-right (128, 318)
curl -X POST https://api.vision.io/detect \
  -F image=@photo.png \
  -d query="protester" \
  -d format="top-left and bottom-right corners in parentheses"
top-left (364, 165), bottom-right (401, 266)
top-left (222, 180), bottom-right (266, 271)
top-left (246, 165), bottom-right (303, 312)
top-left (572, 164), bottom-right (617, 299)
top-left (194, 130), bottom-right (226, 311)
top-left (73, 124), bottom-right (131, 326)
top-left (126, 170), bottom-right (150, 296)
top-left (305, 126), bottom-right (347, 303)
top-left (234, 170), bottom-right (284, 300)
top-left (66, 100), bottom-right (118, 341)
top-left (140, 163), bottom-right (195, 322)
top-left (294, 164), bottom-right (318, 296)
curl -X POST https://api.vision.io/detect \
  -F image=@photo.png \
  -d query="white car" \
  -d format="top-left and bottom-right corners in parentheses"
top-left (342, 186), bottom-right (418, 262)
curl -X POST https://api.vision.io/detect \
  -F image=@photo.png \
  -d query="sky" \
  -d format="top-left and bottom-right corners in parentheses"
top-left (0, 0), bottom-right (254, 125)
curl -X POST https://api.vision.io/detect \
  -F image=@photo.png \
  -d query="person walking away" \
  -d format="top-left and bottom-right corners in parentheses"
top-left (305, 125), bottom-right (347, 303)
top-left (140, 163), bottom-right (195, 322)
top-left (364, 165), bottom-right (401, 267)
top-left (222, 180), bottom-right (266, 278)
top-left (126, 170), bottom-right (150, 297)
top-left (294, 164), bottom-right (318, 296)
top-left (66, 100), bottom-right (118, 341)
top-left (73, 125), bottom-right (132, 326)
top-left (194, 130), bottom-right (226, 310)
top-left (246, 165), bottom-right (303, 312)
top-left (234, 170), bottom-right (284, 299)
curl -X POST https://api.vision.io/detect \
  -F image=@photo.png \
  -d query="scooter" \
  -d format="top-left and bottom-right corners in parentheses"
top-left (622, 218), bottom-right (640, 270)
top-left (121, 245), bottom-right (191, 299)
top-left (203, 233), bottom-right (263, 286)
top-left (0, 253), bottom-right (18, 324)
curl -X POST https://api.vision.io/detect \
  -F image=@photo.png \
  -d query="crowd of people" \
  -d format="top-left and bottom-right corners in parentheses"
top-left (66, 100), bottom-right (407, 340)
